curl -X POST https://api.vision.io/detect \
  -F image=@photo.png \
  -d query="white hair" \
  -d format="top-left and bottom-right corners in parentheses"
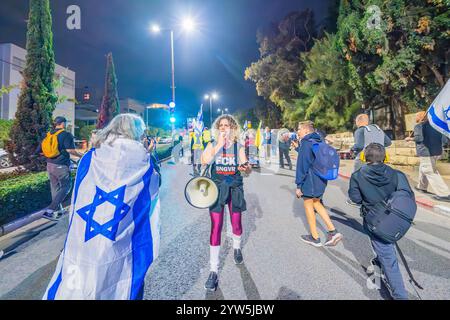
top-left (92, 113), bottom-right (146, 148)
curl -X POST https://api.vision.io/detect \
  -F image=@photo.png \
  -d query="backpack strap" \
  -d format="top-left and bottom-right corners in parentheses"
top-left (48, 129), bottom-right (64, 137)
top-left (308, 139), bottom-right (320, 157)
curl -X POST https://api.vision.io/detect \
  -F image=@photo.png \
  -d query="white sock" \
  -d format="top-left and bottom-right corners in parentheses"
top-left (232, 234), bottom-right (242, 249)
top-left (210, 246), bottom-right (220, 273)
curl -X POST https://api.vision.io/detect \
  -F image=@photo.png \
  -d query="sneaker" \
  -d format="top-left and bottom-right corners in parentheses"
top-left (300, 235), bottom-right (322, 247)
top-left (324, 231), bottom-right (343, 246)
top-left (42, 210), bottom-right (60, 221)
top-left (234, 249), bottom-right (244, 265)
top-left (432, 195), bottom-right (450, 202)
top-left (367, 258), bottom-right (387, 281)
top-left (204, 272), bottom-right (218, 291)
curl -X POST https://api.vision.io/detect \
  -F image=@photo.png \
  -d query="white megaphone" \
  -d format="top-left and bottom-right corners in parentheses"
top-left (185, 175), bottom-right (219, 209)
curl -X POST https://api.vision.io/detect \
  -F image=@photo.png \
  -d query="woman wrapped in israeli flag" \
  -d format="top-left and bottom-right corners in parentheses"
top-left (43, 114), bottom-right (161, 300)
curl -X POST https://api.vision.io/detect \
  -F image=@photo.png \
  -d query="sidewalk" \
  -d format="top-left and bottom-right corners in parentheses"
top-left (338, 159), bottom-right (450, 216)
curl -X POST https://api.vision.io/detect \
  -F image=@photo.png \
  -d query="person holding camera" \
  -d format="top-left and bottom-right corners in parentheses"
top-left (44, 114), bottom-right (161, 300)
top-left (201, 114), bottom-right (252, 292)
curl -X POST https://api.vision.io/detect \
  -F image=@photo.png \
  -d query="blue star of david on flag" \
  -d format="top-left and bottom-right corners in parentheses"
top-left (428, 80), bottom-right (450, 138)
top-left (444, 106), bottom-right (450, 121)
top-left (77, 185), bottom-right (130, 242)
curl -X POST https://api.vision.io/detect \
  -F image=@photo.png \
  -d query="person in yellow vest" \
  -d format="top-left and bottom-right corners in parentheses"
top-left (202, 127), bottom-right (212, 149)
top-left (39, 117), bottom-right (84, 221)
top-left (190, 129), bottom-right (204, 176)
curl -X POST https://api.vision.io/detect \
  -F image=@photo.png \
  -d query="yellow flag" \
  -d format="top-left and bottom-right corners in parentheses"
top-left (254, 121), bottom-right (262, 148)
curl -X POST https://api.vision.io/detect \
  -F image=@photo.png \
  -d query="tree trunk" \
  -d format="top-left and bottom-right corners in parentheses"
top-left (424, 61), bottom-right (445, 87)
top-left (391, 96), bottom-right (406, 140)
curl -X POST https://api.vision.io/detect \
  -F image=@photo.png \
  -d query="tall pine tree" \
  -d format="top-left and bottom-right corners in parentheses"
top-left (6, 0), bottom-right (57, 171)
top-left (97, 53), bottom-right (120, 129)
top-left (336, 0), bottom-right (449, 138)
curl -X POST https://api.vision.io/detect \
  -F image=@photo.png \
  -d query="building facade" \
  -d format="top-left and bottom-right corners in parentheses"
top-left (0, 43), bottom-right (76, 133)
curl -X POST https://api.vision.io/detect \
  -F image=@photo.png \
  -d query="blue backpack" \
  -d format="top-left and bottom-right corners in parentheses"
top-left (310, 141), bottom-right (340, 180)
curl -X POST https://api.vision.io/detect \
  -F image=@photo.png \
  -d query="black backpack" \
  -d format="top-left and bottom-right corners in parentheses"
top-left (363, 173), bottom-right (417, 243)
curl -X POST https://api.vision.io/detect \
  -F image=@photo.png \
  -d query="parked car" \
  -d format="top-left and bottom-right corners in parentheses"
top-left (159, 137), bottom-right (173, 144)
top-left (0, 148), bottom-right (12, 169)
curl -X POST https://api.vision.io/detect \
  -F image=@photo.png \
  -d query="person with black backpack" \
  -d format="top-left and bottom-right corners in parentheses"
top-left (294, 121), bottom-right (343, 247)
top-left (348, 143), bottom-right (415, 300)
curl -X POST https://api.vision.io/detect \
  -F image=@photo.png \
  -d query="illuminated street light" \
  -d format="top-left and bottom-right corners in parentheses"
top-left (217, 107), bottom-right (228, 115)
top-left (150, 24), bottom-right (161, 33)
top-left (205, 92), bottom-right (220, 126)
top-left (181, 17), bottom-right (196, 32)
top-left (149, 17), bottom-right (198, 136)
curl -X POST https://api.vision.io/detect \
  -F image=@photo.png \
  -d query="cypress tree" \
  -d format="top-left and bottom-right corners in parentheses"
top-left (6, 0), bottom-right (57, 171)
top-left (97, 53), bottom-right (120, 129)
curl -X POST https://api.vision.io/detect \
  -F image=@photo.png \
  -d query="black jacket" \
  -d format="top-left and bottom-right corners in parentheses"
top-left (349, 163), bottom-right (413, 211)
top-left (413, 122), bottom-right (446, 157)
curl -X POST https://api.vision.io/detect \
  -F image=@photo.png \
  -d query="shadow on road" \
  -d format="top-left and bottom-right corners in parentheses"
top-left (0, 222), bottom-right (57, 260)
top-left (237, 263), bottom-right (261, 300)
top-left (1, 257), bottom-right (58, 300)
top-left (205, 287), bottom-right (225, 300)
top-left (275, 286), bottom-right (302, 300)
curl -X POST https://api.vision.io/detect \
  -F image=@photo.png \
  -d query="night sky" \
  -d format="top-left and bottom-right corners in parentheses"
top-left (0, 0), bottom-right (331, 119)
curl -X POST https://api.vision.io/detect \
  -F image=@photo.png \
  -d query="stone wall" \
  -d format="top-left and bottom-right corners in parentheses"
top-left (327, 132), bottom-right (419, 166)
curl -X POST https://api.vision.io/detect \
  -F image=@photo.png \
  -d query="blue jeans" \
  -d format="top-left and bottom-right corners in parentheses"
top-left (370, 235), bottom-right (408, 300)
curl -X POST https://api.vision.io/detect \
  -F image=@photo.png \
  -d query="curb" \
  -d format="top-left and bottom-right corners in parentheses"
top-left (339, 173), bottom-right (450, 216)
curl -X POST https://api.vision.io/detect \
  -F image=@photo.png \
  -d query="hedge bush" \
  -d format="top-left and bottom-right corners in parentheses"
top-left (0, 171), bottom-right (51, 225)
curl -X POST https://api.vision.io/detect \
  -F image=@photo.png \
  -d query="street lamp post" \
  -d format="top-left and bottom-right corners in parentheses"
top-left (217, 107), bottom-right (228, 115)
top-left (217, 108), bottom-right (228, 115)
top-left (204, 92), bottom-right (218, 127)
top-left (170, 30), bottom-right (175, 105)
top-left (150, 18), bottom-right (196, 136)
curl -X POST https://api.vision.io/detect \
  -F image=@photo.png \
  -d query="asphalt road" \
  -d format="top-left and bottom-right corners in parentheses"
top-left (0, 152), bottom-right (449, 300)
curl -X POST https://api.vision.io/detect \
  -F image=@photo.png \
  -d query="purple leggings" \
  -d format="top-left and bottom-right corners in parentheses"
top-left (210, 199), bottom-right (242, 246)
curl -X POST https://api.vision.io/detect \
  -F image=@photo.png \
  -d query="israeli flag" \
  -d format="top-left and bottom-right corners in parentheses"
top-left (43, 138), bottom-right (160, 300)
top-left (428, 79), bottom-right (450, 138)
top-left (195, 105), bottom-right (204, 136)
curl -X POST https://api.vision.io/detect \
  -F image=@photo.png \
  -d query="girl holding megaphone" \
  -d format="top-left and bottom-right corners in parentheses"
top-left (200, 114), bottom-right (252, 292)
